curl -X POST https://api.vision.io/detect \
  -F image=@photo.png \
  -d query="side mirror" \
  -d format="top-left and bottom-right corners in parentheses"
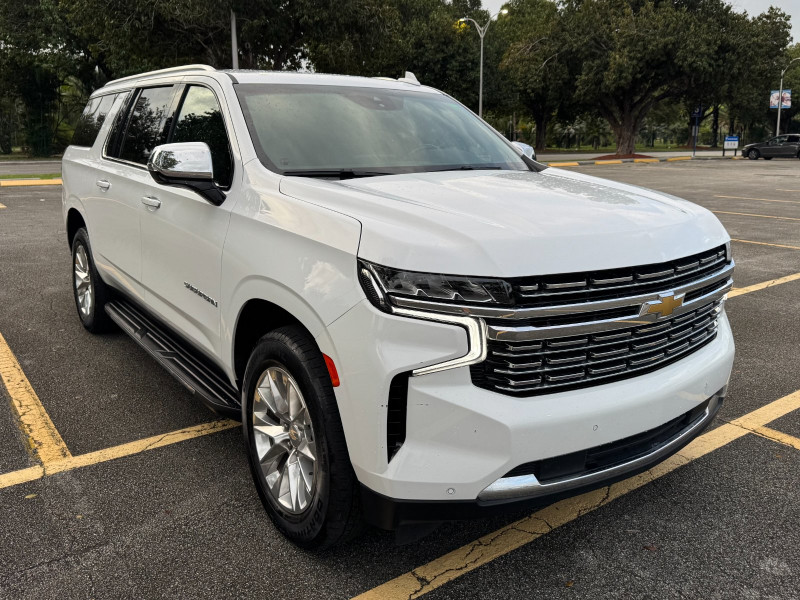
top-left (511, 141), bottom-right (536, 161)
top-left (147, 142), bottom-right (225, 205)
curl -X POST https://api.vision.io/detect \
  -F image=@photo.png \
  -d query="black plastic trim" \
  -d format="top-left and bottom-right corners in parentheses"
top-left (387, 373), bottom-right (410, 462)
top-left (105, 298), bottom-right (240, 418)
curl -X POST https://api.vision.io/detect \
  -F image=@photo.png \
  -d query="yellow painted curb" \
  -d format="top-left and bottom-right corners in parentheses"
top-left (666, 156), bottom-right (692, 162)
top-left (548, 162), bottom-right (580, 167)
top-left (634, 158), bottom-right (660, 163)
top-left (0, 178), bottom-right (62, 187)
top-left (594, 159), bottom-right (622, 165)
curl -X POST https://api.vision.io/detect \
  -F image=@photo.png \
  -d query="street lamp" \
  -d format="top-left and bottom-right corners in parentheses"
top-left (459, 8), bottom-right (509, 118)
top-left (776, 57), bottom-right (800, 136)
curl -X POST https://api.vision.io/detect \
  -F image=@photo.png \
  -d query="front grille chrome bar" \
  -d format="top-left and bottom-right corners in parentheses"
top-left (390, 262), bottom-right (734, 321)
top-left (488, 277), bottom-right (731, 342)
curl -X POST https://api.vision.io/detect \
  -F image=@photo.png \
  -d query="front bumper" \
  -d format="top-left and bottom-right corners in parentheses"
top-left (361, 387), bottom-right (724, 530)
top-left (321, 300), bottom-right (734, 512)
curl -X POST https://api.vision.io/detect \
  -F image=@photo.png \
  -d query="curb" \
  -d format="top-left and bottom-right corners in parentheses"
top-left (0, 178), bottom-right (63, 187)
top-left (545, 156), bottom-right (743, 167)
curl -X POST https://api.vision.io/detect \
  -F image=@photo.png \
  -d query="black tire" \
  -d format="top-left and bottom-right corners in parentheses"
top-left (747, 149), bottom-right (759, 160)
top-left (71, 227), bottom-right (115, 333)
top-left (242, 326), bottom-right (362, 549)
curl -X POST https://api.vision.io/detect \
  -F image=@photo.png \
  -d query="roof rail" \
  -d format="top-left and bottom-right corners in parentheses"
top-left (105, 64), bottom-right (216, 87)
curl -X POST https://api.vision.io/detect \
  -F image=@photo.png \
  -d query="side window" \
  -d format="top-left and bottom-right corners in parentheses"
top-left (71, 94), bottom-right (117, 148)
top-left (118, 86), bottom-right (175, 165)
top-left (788, 135), bottom-right (800, 143)
top-left (171, 86), bottom-right (233, 188)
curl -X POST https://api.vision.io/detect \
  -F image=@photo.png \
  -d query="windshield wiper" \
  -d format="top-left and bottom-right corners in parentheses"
top-left (283, 169), bottom-right (393, 180)
top-left (425, 165), bottom-right (503, 173)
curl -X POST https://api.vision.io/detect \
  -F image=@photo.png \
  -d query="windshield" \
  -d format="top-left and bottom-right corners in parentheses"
top-left (235, 84), bottom-right (529, 176)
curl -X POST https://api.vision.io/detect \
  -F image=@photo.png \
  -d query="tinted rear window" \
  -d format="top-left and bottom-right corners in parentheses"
top-left (71, 94), bottom-right (117, 148)
top-left (119, 86), bottom-right (175, 165)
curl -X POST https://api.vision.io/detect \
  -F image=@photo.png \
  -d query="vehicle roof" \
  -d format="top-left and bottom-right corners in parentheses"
top-left (96, 64), bottom-right (441, 96)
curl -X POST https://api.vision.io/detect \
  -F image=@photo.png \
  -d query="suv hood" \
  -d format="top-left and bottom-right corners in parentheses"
top-left (278, 168), bottom-right (729, 277)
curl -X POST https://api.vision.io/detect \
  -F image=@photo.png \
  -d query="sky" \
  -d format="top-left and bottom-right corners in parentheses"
top-left (481, 0), bottom-right (800, 43)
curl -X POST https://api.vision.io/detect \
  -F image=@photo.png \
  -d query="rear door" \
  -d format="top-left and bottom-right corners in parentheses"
top-left (64, 92), bottom-right (136, 285)
top-left (139, 82), bottom-right (237, 358)
top-left (785, 135), bottom-right (800, 158)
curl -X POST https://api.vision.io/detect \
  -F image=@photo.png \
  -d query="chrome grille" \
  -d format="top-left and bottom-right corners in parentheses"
top-left (471, 300), bottom-right (722, 395)
top-left (509, 245), bottom-right (728, 307)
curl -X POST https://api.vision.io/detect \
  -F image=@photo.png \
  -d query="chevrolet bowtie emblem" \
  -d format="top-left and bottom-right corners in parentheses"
top-left (645, 293), bottom-right (685, 318)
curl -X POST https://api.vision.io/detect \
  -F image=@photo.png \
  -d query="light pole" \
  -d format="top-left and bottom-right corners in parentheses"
top-left (459, 9), bottom-right (508, 118)
top-left (776, 57), bottom-right (800, 136)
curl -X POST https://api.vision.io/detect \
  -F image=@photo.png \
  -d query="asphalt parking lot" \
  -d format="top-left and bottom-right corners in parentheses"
top-left (1, 159), bottom-right (799, 599)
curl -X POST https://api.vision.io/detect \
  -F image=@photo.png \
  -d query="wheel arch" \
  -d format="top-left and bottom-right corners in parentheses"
top-left (66, 208), bottom-right (87, 248)
top-left (231, 296), bottom-right (323, 388)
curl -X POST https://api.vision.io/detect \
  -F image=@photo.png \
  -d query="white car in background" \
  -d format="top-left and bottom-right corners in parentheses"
top-left (62, 65), bottom-right (735, 548)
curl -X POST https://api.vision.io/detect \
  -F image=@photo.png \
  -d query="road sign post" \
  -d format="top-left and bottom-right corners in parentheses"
top-left (691, 106), bottom-right (703, 158)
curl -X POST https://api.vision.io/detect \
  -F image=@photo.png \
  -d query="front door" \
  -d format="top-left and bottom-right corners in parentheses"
top-left (140, 83), bottom-right (237, 358)
top-left (763, 136), bottom-right (787, 158)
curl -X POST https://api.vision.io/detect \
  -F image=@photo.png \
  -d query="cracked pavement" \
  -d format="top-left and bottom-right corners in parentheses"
top-left (1, 160), bottom-right (800, 599)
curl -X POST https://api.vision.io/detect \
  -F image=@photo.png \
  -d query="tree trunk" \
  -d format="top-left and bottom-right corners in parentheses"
top-left (534, 114), bottom-right (548, 153)
top-left (710, 106), bottom-right (719, 148)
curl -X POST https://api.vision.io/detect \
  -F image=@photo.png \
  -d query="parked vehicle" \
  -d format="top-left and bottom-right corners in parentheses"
top-left (62, 65), bottom-right (735, 548)
top-left (743, 134), bottom-right (800, 160)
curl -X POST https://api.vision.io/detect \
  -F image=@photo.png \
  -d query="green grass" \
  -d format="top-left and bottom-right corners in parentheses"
top-left (0, 173), bottom-right (61, 180)
top-left (0, 149), bottom-right (61, 161)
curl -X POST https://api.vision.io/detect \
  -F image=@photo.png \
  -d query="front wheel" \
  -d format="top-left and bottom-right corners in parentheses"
top-left (242, 326), bottom-right (362, 549)
top-left (747, 149), bottom-right (760, 160)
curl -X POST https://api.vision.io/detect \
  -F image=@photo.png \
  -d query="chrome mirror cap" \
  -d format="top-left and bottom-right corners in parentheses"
top-left (148, 142), bottom-right (214, 180)
top-left (511, 141), bottom-right (535, 161)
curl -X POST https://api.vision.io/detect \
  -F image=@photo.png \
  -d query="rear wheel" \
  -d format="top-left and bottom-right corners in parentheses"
top-left (71, 228), bottom-right (114, 333)
top-left (242, 326), bottom-right (362, 549)
top-left (748, 149), bottom-right (760, 160)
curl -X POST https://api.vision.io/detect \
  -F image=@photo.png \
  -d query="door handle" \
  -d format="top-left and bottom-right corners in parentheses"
top-left (141, 196), bottom-right (161, 209)
top-left (96, 179), bottom-right (111, 191)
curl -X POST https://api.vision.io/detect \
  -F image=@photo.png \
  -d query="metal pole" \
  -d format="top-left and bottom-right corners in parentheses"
top-left (777, 73), bottom-right (784, 136)
top-left (693, 114), bottom-right (698, 158)
top-left (231, 10), bottom-right (239, 70)
top-left (478, 32), bottom-right (484, 118)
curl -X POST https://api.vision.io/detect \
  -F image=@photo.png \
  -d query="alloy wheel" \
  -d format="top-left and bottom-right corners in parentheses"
top-left (252, 365), bottom-right (317, 514)
top-left (74, 244), bottom-right (93, 317)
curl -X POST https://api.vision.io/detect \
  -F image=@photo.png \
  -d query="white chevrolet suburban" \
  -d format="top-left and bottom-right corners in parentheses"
top-left (62, 65), bottom-right (735, 548)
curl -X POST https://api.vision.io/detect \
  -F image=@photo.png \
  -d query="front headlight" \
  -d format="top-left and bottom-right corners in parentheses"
top-left (358, 260), bottom-right (513, 311)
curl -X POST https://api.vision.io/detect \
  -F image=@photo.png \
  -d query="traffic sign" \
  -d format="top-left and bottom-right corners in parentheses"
top-left (724, 136), bottom-right (739, 150)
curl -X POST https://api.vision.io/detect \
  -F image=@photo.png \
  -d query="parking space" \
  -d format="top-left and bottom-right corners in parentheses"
top-left (1, 159), bottom-right (799, 598)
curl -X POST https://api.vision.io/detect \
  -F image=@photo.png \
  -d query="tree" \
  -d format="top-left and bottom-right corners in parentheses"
top-left (305, 0), bottom-right (487, 111)
top-left (499, 0), bottom-right (571, 152)
top-left (723, 10), bottom-right (793, 139)
top-left (556, 0), bottom-right (791, 155)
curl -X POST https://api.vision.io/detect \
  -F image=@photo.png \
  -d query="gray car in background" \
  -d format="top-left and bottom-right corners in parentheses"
top-left (743, 134), bottom-right (800, 160)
